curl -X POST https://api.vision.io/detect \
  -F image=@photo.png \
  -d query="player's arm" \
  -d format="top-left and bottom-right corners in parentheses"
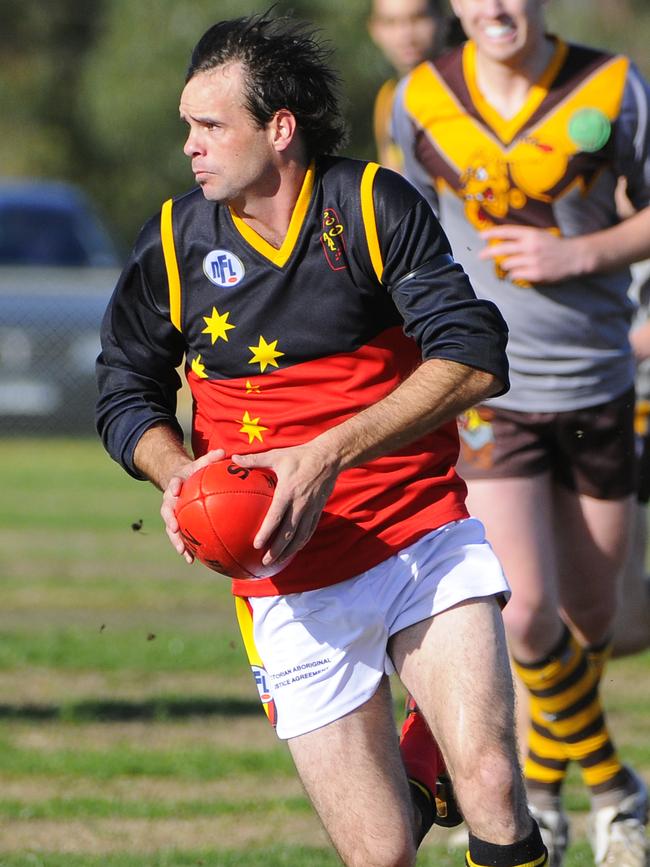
top-left (479, 204), bottom-right (650, 283)
top-left (96, 214), bottom-right (188, 478)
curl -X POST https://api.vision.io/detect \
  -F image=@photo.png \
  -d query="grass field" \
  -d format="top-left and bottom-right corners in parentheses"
top-left (0, 438), bottom-right (648, 866)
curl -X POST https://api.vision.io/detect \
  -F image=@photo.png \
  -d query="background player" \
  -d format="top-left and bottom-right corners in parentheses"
top-left (368, 0), bottom-right (459, 170)
top-left (392, 0), bottom-right (650, 864)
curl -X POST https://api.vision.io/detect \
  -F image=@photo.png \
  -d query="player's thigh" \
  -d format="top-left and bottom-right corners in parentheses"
top-left (466, 474), bottom-right (561, 637)
top-left (390, 599), bottom-right (516, 777)
top-left (288, 675), bottom-right (416, 867)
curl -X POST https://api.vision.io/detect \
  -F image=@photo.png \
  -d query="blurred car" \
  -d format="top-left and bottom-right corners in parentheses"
top-left (0, 179), bottom-right (122, 434)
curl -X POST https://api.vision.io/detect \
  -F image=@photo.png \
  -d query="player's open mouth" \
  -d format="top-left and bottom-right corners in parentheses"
top-left (483, 22), bottom-right (516, 41)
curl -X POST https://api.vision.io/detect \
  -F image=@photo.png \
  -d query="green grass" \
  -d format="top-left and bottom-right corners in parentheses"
top-left (0, 438), bottom-right (648, 865)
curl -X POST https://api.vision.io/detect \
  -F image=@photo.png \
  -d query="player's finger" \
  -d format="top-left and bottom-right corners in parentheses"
top-left (480, 225), bottom-right (528, 240)
top-left (478, 242), bottom-right (522, 260)
top-left (195, 448), bottom-right (226, 469)
top-left (254, 491), bottom-right (288, 552)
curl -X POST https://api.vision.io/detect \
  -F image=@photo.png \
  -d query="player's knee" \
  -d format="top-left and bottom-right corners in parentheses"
top-left (503, 598), bottom-right (560, 654)
top-left (565, 596), bottom-right (616, 643)
top-left (345, 831), bottom-right (417, 867)
top-left (453, 734), bottom-right (521, 817)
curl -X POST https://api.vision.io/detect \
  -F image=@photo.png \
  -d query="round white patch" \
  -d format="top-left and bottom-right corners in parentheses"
top-left (203, 249), bottom-right (245, 287)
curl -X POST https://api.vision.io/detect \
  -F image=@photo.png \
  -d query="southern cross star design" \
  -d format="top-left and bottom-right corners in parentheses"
top-left (202, 307), bottom-right (235, 344)
top-left (238, 410), bottom-right (269, 444)
top-left (248, 336), bottom-right (284, 373)
top-left (191, 354), bottom-right (208, 378)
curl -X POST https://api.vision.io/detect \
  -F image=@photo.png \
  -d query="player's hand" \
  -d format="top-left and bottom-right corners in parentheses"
top-left (480, 225), bottom-right (590, 283)
top-left (232, 442), bottom-right (339, 567)
top-left (161, 448), bottom-right (226, 562)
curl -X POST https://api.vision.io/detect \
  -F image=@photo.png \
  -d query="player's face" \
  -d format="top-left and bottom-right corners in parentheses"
top-left (450, 0), bottom-right (547, 68)
top-left (180, 64), bottom-right (277, 205)
top-left (368, 0), bottom-right (441, 76)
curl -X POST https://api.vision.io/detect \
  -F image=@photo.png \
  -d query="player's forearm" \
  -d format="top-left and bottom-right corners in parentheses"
top-left (316, 358), bottom-right (501, 472)
top-left (574, 205), bottom-right (650, 275)
top-left (132, 423), bottom-right (193, 491)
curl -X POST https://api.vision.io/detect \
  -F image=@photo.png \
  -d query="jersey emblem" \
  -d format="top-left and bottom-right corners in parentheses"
top-left (251, 664), bottom-right (278, 727)
top-left (321, 207), bottom-right (347, 271)
top-left (203, 249), bottom-right (245, 287)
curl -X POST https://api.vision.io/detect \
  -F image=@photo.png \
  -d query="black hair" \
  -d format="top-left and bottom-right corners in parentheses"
top-left (187, 12), bottom-right (348, 159)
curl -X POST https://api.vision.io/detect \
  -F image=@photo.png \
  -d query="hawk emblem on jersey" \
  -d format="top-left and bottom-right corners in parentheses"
top-left (459, 153), bottom-right (526, 229)
top-left (203, 249), bottom-right (245, 287)
top-left (321, 207), bottom-right (347, 271)
top-left (459, 153), bottom-right (527, 282)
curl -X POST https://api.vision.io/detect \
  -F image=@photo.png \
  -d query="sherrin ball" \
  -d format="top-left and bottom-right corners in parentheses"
top-left (175, 459), bottom-right (282, 579)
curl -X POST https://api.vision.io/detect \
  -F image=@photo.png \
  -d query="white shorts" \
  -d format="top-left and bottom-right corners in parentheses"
top-left (235, 517), bottom-right (509, 740)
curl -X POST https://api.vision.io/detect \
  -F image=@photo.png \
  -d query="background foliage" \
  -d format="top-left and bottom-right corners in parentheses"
top-left (3, 0), bottom-right (650, 249)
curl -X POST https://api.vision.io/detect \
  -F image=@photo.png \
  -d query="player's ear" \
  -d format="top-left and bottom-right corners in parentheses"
top-left (269, 109), bottom-right (298, 152)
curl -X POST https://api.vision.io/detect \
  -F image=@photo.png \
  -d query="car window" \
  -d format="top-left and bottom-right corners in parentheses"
top-left (0, 203), bottom-right (115, 266)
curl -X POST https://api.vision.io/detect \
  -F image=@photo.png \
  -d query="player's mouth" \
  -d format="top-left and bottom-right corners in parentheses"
top-left (482, 21), bottom-right (516, 42)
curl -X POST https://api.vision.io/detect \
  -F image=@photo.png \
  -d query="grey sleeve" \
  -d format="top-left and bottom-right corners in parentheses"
top-left (614, 62), bottom-right (650, 210)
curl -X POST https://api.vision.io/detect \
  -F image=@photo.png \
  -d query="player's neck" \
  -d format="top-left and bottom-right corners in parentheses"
top-left (230, 158), bottom-right (310, 250)
top-left (474, 36), bottom-right (555, 120)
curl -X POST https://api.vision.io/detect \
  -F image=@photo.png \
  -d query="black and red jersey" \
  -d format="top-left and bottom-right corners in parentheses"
top-left (97, 156), bottom-right (508, 596)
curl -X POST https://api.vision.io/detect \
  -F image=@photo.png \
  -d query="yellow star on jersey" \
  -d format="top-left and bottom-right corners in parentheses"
top-left (202, 307), bottom-right (235, 344)
top-left (238, 410), bottom-right (268, 444)
top-left (245, 380), bottom-right (261, 394)
top-left (248, 336), bottom-right (284, 373)
top-left (191, 354), bottom-right (208, 379)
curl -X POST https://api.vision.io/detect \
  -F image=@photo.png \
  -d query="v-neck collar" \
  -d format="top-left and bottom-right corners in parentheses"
top-left (463, 37), bottom-right (568, 145)
top-left (229, 161), bottom-right (315, 268)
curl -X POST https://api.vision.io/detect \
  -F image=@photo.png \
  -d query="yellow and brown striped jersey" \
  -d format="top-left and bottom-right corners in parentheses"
top-left (393, 39), bottom-right (650, 412)
top-left (97, 156), bottom-right (508, 596)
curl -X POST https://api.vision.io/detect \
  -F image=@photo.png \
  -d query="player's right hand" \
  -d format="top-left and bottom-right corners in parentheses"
top-left (161, 448), bottom-right (226, 562)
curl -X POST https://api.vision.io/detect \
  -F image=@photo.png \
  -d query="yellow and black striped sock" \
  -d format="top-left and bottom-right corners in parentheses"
top-left (513, 628), bottom-right (625, 796)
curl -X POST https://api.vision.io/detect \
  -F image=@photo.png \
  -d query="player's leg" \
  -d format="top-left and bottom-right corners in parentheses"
top-left (552, 485), bottom-right (648, 866)
top-left (390, 598), bottom-right (548, 866)
top-left (611, 405), bottom-right (650, 657)
top-left (554, 487), bottom-right (632, 647)
top-left (233, 585), bottom-right (423, 867)
top-left (465, 474), bottom-right (571, 865)
top-left (288, 676), bottom-right (418, 867)
top-left (611, 499), bottom-right (650, 657)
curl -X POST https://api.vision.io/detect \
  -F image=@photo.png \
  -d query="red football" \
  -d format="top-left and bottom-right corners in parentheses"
top-left (175, 459), bottom-right (280, 579)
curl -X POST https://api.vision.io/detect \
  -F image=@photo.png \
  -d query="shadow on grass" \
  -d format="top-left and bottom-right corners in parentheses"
top-left (0, 696), bottom-right (261, 722)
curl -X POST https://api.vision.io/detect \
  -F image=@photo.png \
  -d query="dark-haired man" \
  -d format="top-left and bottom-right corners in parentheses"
top-left (96, 13), bottom-right (547, 867)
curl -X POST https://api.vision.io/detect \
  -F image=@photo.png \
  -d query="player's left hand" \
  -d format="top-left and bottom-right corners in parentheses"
top-left (231, 442), bottom-right (339, 567)
top-left (480, 225), bottom-right (588, 283)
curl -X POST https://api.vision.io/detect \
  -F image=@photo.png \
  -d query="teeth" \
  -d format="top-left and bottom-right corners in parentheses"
top-left (484, 24), bottom-right (514, 38)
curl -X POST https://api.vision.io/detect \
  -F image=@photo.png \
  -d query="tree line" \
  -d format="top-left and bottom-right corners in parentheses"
top-left (3, 0), bottom-right (650, 250)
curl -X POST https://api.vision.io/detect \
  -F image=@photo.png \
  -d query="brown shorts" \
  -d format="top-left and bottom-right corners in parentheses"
top-left (456, 388), bottom-right (636, 501)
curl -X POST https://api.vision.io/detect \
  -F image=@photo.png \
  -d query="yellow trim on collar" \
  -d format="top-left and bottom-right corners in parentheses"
top-left (229, 161), bottom-right (315, 267)
top-left (463, 38), bottom-right (569, 145)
